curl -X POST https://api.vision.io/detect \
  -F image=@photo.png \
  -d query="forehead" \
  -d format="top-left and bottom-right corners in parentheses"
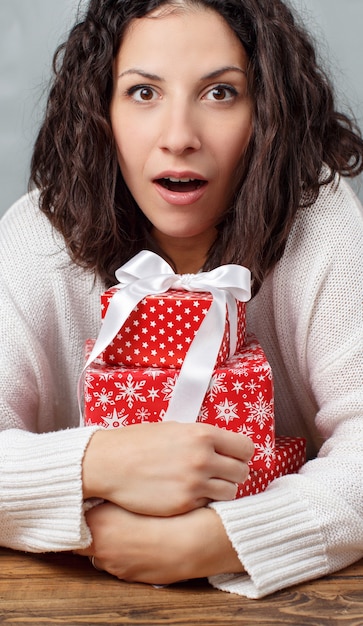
top-left (115, 6), bottom-right (247, 75)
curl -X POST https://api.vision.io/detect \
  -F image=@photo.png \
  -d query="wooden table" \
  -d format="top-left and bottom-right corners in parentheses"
top-left (0, 548), bottom-right (362, 625)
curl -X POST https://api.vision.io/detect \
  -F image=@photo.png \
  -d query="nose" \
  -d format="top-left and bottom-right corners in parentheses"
top-left (157, 100), bottom-right (202, 155)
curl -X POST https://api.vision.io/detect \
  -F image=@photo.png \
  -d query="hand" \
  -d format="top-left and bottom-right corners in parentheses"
top-left (77, 501), bottom-right (244, 585)
top-left (82, 421), bottom-right (254, 516)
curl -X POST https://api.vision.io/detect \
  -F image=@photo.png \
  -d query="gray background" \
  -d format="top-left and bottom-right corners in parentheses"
top-left (1, 0), bottom-right (362, 217)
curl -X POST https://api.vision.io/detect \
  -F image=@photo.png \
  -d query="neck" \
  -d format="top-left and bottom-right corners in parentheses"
top-left (152, 229), bottom-right (217, 275)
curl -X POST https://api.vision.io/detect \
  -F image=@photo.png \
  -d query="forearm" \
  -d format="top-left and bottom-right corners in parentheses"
top-left (82, 429), bottom-right (110, 501)
top-left (180, 507), bottom-right (245, 580)
top-left (78, 503), bottom-right (244, 584)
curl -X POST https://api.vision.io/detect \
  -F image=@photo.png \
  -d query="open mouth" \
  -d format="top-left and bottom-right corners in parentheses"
top-left (156, 177), bottom-right (207, 192)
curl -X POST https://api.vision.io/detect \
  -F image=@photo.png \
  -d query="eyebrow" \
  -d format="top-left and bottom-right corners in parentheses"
top-left (117, 65), bottom-right (247, 81)
top-left (118, 69), bottom-right (164, 81)
top-left (202, 66), bottom-right (247, 80)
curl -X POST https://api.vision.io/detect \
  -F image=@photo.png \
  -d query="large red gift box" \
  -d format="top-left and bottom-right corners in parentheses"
top-left (81, 253), bottom-right (306, 499)
top-left (101, 288), bottom-right (246, 369)
top-left (83, 334), bottom-right (275, 473)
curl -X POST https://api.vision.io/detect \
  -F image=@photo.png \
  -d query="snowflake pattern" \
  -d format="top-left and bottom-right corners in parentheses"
top-left (227, 359), bottom-right (251, 377)
top-left (143, 368), bottom-right (165, 380)
top-left (114, 374), bottom-right (147, 409)
top-left (197, 404), bottom-right (209, 422)
top-left (84, 390), bottom-right (93, 404)
top-left (98, 370), bottom-right (116, 382)
top-left (252, 362), bottom-right (273, 380)
top-left (214, 398), bottom-right (240, 425)
top-left (161, 375), bottom-right (178, 402)
top-left (245, 392), bottom-right (274, 429)
top-left (245, 379), bottom-right (261, 394)
top-left (93, 387), bottom-right (115, 411)
top-left (206, 373), bottom-right (227, 402)
top-left (102, 408), bottom-right (129, 429)
top-left (83, 334), bottom-right (276, 472)
top-left (127, 406), bottom-right (153, 424)
top-left (236, 423), bottom-right (256, 438)
top-left (84, 372), bottom-right (95, 390)
top-left (252, 434), bottom-right (275, 469)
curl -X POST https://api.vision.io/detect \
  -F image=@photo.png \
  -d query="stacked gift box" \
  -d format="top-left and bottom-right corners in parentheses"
top-left (82, 254), bottom-right (306, 498)
top-left (100, 287), bottom-right (246, 369)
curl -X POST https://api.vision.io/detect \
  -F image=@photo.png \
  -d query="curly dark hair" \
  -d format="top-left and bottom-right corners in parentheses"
top-left (30, 0), bottom-right (363, 294)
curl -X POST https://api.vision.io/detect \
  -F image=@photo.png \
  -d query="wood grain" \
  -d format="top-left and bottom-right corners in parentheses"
top-left (0, 548), bottom-right (362, 625)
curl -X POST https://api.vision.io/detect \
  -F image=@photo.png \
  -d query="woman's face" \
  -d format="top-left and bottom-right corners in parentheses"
top-left (110, 5), bottom-right (252, 270)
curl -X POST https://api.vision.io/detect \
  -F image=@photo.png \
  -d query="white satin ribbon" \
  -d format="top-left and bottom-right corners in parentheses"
top-left (83, 250), bottom-right (251, 423)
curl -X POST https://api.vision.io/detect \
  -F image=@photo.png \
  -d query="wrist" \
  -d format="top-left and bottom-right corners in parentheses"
top-left (183, 507), bottom-right (244, 579)
top-left (202, 508), bottom-right (244, 576)
top-left (82, 430), bottom-right (111, 500)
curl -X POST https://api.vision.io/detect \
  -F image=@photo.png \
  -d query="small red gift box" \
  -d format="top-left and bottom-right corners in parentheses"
top-left (83, 334), bottom-right (274, 472)
top-left (237, 436), bottom-right (306, 498)
top-left (101, 288), bottom-right (246, 369)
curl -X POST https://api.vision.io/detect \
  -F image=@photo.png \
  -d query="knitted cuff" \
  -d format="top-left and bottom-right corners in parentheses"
top-left (208, 482), bottom-right (328, 598)
top-left (0, 426), bottom-right (101, 552)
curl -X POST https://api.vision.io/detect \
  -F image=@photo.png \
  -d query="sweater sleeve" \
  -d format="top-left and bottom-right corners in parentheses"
top-left (208, 178), bottom-right (363, 598)
top-left (0, 270), bottom-right (102, 552)
top-left (0, 427), bottom-right (99, 552)
top-left (0, 195), bottom-right (102, 552)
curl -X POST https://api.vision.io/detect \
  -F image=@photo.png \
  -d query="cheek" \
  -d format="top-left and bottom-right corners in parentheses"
top-left (227, 126), bottom-right (251, 172)
top-left (215, 113), bottom-right (252, 170)
top-left (113, 132), bottom-right (138, 179)
top-left (111, 109), bottom-right (135, 169)
top-left (114, 124), bottom-right (151, 177)
top-left (235, 115), bottom-right (252, 153)
top-left (218, 141), bottom-right (248, 181)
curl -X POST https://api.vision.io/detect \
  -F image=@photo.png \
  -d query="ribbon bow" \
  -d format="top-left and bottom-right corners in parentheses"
top-left (83, 251), bottom-right (251, 423)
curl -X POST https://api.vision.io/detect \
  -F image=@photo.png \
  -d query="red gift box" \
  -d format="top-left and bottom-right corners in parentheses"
top-left (101, 288), bottom-right (246, 369)
top-left (237, 436), bottom-right (306, 498)
top-left (83, 334), bottom-right (274, 472)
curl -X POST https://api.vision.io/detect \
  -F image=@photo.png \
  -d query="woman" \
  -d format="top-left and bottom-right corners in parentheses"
top-left (0, 0), bottom-right (362, 599)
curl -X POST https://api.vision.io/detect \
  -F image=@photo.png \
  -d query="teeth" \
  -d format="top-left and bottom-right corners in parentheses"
top-left (166, 176), bottom-right (196, 183)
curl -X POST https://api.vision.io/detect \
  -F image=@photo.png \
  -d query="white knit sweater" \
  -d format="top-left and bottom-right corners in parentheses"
top-left (0, 176), bottom-right (362, 598)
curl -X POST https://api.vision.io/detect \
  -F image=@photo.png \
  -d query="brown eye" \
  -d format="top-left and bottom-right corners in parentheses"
top-left (128, 85), bottom-right (157, 102)
top-left (205, 84), bottom-right (238, 102)
top-left (212, 87), bottom-right (227, 100)
top-left (139, 87), bottom-right (154, 100)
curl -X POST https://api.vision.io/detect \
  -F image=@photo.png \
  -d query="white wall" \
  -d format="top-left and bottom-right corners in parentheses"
top-left (0, 0), bottom-right (80, 216)
top-left (290, 0), bottom-right (363, 122)
top-left (1, 0), bottom-right (362, 217)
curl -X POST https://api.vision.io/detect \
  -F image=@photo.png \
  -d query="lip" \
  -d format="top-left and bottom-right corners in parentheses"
top-left (152, 171), bottom-right (208, 206)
